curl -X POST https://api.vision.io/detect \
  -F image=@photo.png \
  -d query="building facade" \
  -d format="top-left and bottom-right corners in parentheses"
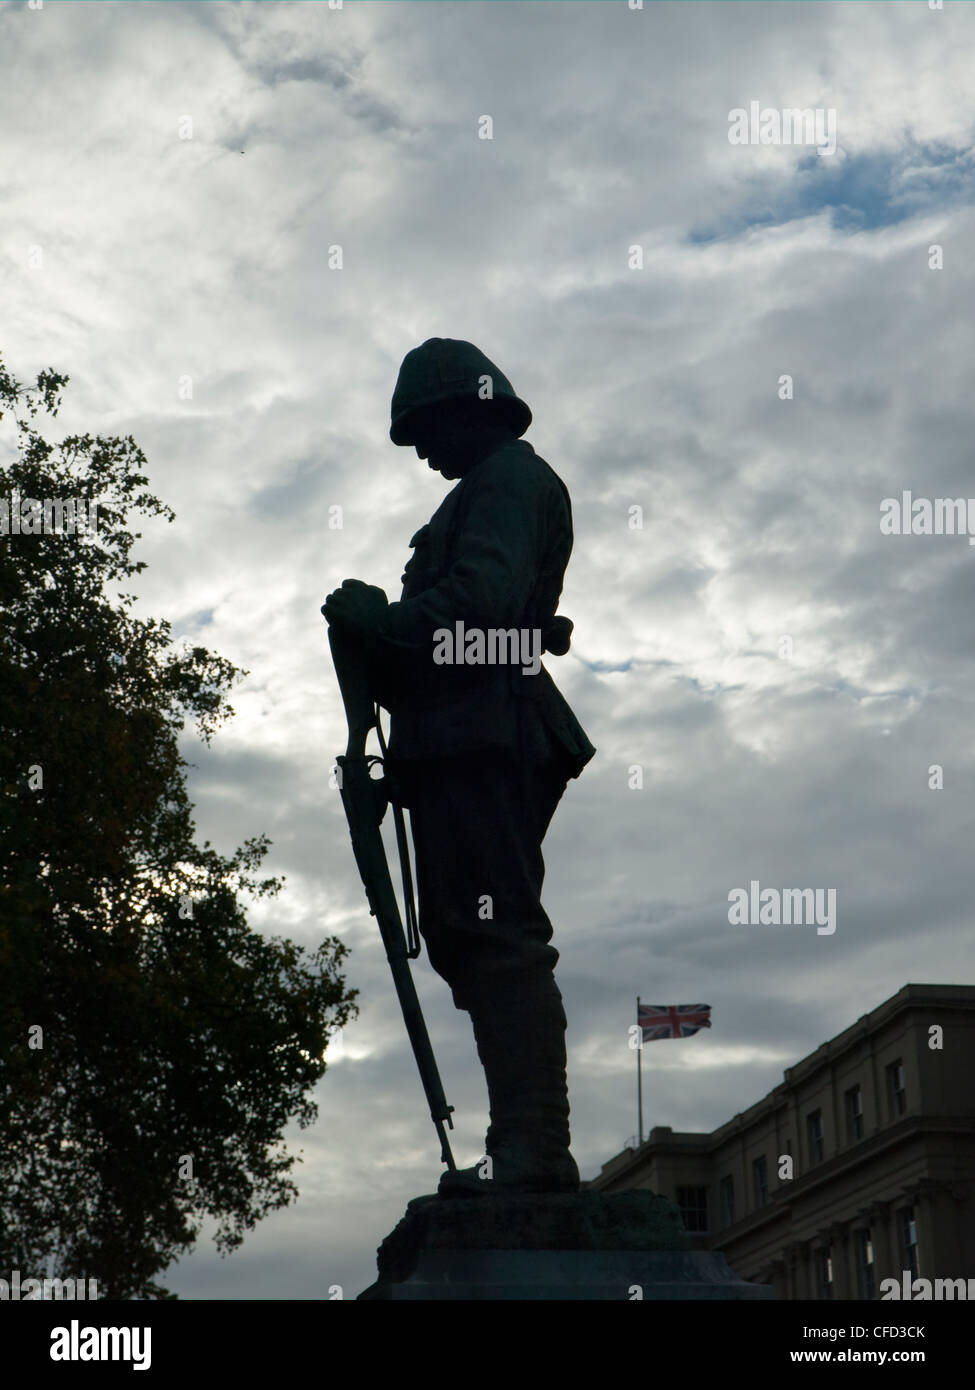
top-left (588, 984), bottom-right (975, 1298)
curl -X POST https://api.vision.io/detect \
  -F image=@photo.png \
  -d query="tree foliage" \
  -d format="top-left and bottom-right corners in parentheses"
top-left (0, 357), bottom-right (357, 1298)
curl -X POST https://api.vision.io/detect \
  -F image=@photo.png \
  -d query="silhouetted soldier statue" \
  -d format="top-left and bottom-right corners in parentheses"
top-left (324, 338), bottom-right (595, 1196)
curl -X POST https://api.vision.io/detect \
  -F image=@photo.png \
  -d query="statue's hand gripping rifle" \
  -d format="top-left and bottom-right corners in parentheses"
top-left (325, 619), bottom-right (456, 1172)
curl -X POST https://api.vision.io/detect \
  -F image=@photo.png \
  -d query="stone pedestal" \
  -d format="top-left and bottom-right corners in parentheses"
top-left (357, 1189), bottom-right (775, 1300)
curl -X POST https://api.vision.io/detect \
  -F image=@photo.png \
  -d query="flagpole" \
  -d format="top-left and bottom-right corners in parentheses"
top-left (636, 995), bottom-right (643, 1146)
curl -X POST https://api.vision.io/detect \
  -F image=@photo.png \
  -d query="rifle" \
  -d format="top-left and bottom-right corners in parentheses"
top-left (325, 619), bottom-right (456, 1172)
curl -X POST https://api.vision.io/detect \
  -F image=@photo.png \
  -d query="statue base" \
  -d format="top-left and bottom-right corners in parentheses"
top-left (356, 1189), bottom-right (775, 1300)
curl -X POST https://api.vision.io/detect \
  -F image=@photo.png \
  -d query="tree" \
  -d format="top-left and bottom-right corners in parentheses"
top-left (0, 357), bottom-right (357, 1298)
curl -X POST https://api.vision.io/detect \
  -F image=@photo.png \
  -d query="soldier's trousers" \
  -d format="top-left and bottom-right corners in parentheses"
top-left (396, 750), bottom-right (570, 1012)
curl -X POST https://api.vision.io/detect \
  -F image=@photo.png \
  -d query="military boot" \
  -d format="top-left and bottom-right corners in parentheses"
top-left (438, 967), bottom-right (579, 1198)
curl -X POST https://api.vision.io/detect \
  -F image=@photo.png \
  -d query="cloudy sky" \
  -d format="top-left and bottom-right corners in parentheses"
top-left (3, 0), bottom-right (974, 1298)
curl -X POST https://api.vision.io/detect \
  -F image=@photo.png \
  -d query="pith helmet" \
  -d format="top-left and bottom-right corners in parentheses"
top-left (389, 337), bottom-right (532, 445)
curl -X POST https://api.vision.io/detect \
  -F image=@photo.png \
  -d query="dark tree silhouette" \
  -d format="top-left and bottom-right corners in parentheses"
top-left (0, 357), bottom-right (357, 1298)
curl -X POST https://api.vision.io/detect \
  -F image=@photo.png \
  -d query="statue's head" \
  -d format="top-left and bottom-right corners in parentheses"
top-left (390, 338), bottom-right (531, 478)
top-left (404, 397), bottom-right (519, 478)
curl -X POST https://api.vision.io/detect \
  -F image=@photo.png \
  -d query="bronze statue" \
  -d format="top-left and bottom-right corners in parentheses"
top-left (324, 338), bottom-right (595, 1196)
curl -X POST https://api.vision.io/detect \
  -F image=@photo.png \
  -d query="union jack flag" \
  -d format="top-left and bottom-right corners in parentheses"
top-left (638, 1003), bottom-right (712, 1040)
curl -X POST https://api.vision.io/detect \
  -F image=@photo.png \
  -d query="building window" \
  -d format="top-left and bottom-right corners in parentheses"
top-left (719, 1175), bottom-right (735, 1227)
top-left (855, 1229), bottom-right (876, 1300)
top-left (845, 1085), bottom-right (864, 1142)
top-left (806, 1109), bottom-right (825, 1164)
top-left (815, 1247), bottom-right (834, 1299)
top-left (898, 1206), bottom-right (919, 1279)
top-left (887, 1059), bottom-right (906, 1118)
top-left (752, 1155), bottom-right (768, 1208)
top-left (676, 1186), bottom-right (709, 1233)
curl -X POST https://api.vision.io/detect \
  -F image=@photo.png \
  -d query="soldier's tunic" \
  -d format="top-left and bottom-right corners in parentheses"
top-left (373, 438), bottom-right (596, 1011)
